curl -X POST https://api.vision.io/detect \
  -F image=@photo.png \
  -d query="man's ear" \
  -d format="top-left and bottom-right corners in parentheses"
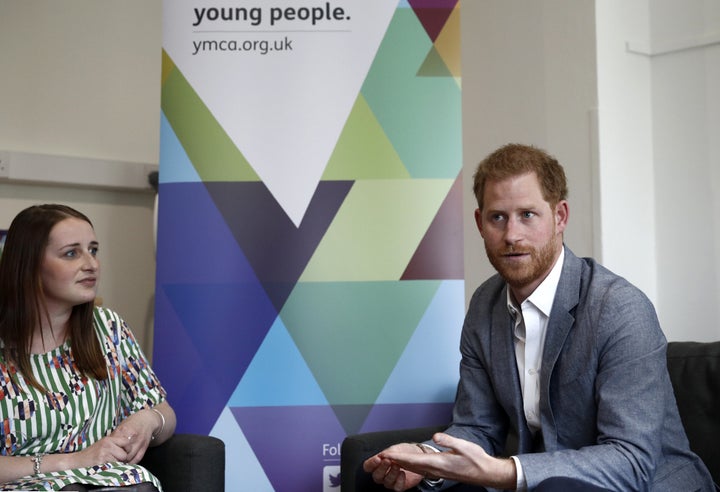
top-left (555, 200), bottom-right (569, 234)
top-left (474, 208), bottom-right (484, 237)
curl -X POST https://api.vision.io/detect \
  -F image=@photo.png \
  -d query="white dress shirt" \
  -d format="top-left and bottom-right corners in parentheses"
top-left (508, 248), bottom-right (564, 490)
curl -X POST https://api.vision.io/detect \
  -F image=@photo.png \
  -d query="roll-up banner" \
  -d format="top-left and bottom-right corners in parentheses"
top-left (156, 1), bottom-right (462, 489)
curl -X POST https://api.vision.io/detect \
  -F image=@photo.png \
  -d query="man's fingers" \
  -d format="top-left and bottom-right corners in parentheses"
top-left (433, 432), bottom-right (488, 458)
top-left (371, 457), bottom-right (393, 484)
top-left (363, 455), bottom-right (380, 473)
top-left (433, 432), bottom-right (467, 452)
top-left (383, 463), bottom-right (401, 488)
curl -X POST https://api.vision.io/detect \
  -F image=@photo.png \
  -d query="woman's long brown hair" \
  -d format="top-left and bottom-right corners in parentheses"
top-left (0, 204), bottom-right (107, 391)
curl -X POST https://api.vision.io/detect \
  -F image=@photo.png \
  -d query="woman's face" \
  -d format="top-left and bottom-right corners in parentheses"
top-left (40, 218), bottom-right (100, 313)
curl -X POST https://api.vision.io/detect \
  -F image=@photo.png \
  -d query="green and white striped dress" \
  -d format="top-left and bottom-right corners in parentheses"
top-left (0, 307), bottom-right (166, 491)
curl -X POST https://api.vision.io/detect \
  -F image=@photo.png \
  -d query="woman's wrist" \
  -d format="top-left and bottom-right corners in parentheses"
top-left (150, 407), bottom-right (165, 440)
top-left (31, 451), bottom-right (74, 476)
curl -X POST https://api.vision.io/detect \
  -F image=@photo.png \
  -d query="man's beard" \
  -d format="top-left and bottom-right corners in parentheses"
top-left (485, 235), bottom-right (560, 290)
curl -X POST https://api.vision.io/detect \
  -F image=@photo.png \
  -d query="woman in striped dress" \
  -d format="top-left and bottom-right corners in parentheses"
top-left (0, 204), bottom-right (176, 491)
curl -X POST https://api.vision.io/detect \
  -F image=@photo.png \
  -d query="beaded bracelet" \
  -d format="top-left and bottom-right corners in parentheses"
top-left (30, 454), bottom-right (44, 475)
top-left (151, 407), bottom-right (165, 440)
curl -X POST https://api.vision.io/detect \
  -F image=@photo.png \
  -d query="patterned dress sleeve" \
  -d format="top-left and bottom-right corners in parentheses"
top-left (93, 307), bottom-right (167, 418)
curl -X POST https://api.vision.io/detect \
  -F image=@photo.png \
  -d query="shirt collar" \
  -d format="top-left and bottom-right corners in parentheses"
top-left (507, 247), bottom-right (565, 319)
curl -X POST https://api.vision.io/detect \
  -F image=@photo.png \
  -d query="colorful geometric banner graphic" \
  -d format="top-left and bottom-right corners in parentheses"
top-left (155, 0), bottom-right (462, 489)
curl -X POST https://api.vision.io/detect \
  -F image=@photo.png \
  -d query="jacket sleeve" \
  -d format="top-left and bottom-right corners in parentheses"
top-left (443, 282), bottom-right (512, 457)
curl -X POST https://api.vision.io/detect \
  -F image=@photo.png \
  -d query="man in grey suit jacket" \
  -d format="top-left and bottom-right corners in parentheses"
top-left (364, 144), bottom-right (715, 491)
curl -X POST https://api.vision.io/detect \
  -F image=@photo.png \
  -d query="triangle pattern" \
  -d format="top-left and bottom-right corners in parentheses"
top-left (231, 405), bottom-right (347, 491)
top-left (228, 317), bottom-right (329, 407)
top-left (376, 280), bottom-right (464, 404)
top-left (153, 182), bottom-right (273, 434)
top-left (434, 1), bottom-right (462, 79)
top-left (408, 0), bottom-right (459, 42)
top-left (323, 93), bottom-right (409, 180)
top-left (155, 3), bottom-right (465, 488)
top-left (300, 179), bottom-right (453, 282)
top-left (160, 49), bottom-right (174, 86)
top-left (163, 3), bottom-right (398, 227)
top-left (153, 287), bottom-right (208, 433)
top-left (161, 282), bottom-right (277, 432)
top-left (204, 181), bottom-right (353, 312)
top-left (417, 44), bottom-right (453, 77)
top-left (161, 58), bottom-right (260, 183)
top-left (280, 281), bottom-right (440, 431)
top-left (154, 183), bottom-right (262, 284)
top-left (210, 407), bottom-right (273, 491)
top-left (402, 172), bottom-right (464, 280)
top-left (330, 404), bottom-right (376, 436)
top-left (158, 112), bottom-right (201, 184)
top-left (361, 7), bottom-right (461, 179)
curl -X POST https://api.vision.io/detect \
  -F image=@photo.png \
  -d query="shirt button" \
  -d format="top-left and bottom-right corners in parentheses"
top-left (528, 368), bottom-right (537, 375)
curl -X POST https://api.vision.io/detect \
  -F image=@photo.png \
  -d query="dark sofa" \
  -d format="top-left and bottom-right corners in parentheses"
top-left (140, 433), bottom-right (225, 492)
top-left (341, 341), bottom-right (720, 491)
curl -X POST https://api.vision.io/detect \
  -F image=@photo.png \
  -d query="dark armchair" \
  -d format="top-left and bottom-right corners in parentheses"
top-left (341, 341), bottom-right (720, 491)
top-left (140, 434), bottom-right (225, 492)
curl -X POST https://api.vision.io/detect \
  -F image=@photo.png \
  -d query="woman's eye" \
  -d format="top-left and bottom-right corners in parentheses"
top-left (90, 247), bottom-right (99, 256)
top-left (63, 250), bottom-right (76, 258)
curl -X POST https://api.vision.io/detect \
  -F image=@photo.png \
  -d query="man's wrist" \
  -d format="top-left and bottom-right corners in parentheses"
top-left (510, 455), bottom-right (525, 490)
top-left (414, 443), bottom-right (445, 488)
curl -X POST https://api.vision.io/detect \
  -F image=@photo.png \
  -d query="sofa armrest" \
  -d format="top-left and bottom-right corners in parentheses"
top-left (140, 434), bottom-right (225, 492)
top-left (341, 425), bottom-right (445, 492)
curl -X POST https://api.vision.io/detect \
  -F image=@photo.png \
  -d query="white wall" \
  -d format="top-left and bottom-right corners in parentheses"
top-left (650, 0), bottom-right (720, 341)
top-left (595, 0), bottom-right (655, 299)
top-left (0, 0), bottom-right (162, 353)
top-left (596, 0), bottom-right (720, 341)
top-left (0, 0), bottom-right (162, 162)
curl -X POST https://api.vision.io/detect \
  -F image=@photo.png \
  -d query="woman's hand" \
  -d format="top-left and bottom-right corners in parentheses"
top-left (107, 408), bottom-right (161, 464)
top-left (0, 403), bottom-right (177, 483)
top-left (0, 435), bottom-right (135, 485)
top-left (73, 408), bottom-right (157, 468)
top-left (73, 432), bottom-right (141, 468)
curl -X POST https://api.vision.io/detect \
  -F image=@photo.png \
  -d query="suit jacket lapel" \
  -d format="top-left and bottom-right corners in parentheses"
top-left (538, 248), bottom-right (582, 448)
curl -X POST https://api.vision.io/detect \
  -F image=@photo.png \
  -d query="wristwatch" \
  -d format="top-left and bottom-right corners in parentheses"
top-left (422, 476), bottom-right (445, 488)
top-left (414, 443), bottom-right (445, 488)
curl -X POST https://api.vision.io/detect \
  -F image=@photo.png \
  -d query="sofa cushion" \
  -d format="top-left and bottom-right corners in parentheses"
top-left (666, 341), bottom-right (720, 485)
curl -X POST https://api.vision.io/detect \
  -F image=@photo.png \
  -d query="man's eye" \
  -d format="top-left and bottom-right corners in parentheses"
top-left (522, 211), bottom-right (535, 219)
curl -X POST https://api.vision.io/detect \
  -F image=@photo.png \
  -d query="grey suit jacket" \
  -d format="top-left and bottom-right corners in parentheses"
top-left (443, 247), bottom-right (714, 491)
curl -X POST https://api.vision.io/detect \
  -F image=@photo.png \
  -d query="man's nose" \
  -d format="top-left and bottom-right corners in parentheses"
top-left (504, 216), bottom-right (522, 244)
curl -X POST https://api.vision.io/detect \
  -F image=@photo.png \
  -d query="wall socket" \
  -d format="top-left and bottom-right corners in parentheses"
top-left (0, 152), bottom-right (9, 178)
